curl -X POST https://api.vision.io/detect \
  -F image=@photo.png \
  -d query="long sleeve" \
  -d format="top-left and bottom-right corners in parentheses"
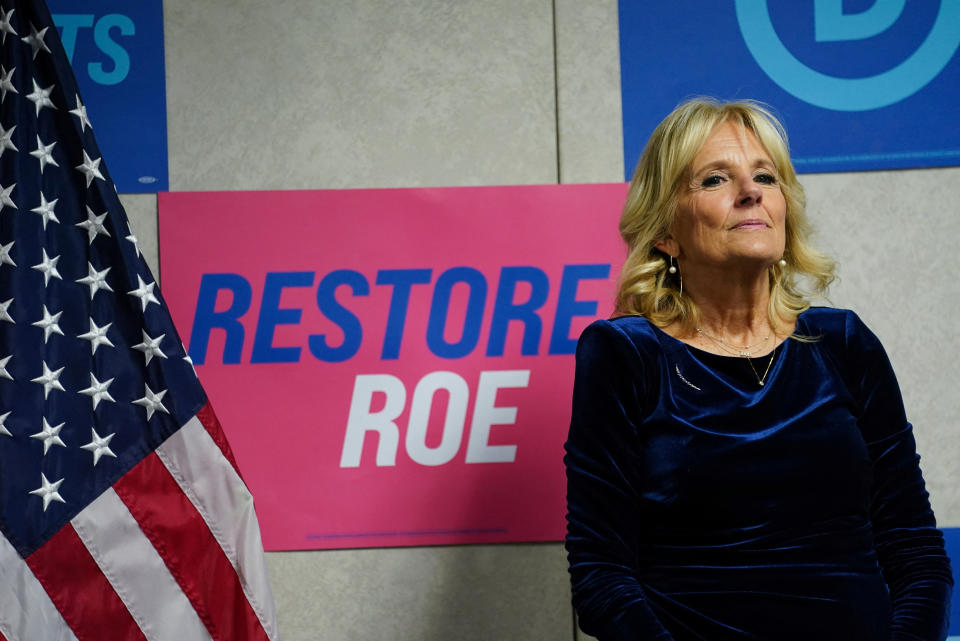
top-left (844, 313), bottom-right (953, 641)
top-left (564, 320), bottom-right (675, 641)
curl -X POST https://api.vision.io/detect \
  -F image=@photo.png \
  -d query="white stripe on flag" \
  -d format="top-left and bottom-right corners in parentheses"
top-left (0, 532), bottom-right (79, 641)
top-left (157, 415), bottom-right (279, 641)
top-left (71, 488), bottom-right (213, 641)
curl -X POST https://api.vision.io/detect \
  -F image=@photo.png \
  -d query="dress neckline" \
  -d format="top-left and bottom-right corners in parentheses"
top-left (645, 319), bottom-right (792, 390)
top-left (645, 320), bottom-right (788, 358)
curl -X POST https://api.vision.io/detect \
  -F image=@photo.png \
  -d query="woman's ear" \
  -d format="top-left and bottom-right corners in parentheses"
top-left (655, 237), bottom-right (678, 258)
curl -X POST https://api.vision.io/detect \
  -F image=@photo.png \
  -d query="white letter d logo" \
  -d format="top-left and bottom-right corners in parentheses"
top-left (735, 0), bottom-right (960, 111)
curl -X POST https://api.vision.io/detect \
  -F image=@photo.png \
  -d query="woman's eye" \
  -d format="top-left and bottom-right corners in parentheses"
top-left (755, 172), bottom-right (778, 185)
top-left (701, 175), bottom-right (723, 187)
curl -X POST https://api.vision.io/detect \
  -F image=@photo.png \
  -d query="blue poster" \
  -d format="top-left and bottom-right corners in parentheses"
top-left (47, 0), bottom-right (167, 192)
top-left (619, 1), bottom-right (960, 176)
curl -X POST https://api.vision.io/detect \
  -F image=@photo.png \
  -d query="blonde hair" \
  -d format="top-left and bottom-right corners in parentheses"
top-left (615, 97), bottom-right (835, 334)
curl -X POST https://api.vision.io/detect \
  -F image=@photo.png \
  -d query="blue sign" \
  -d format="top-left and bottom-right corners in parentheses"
top-left (47, 0), bottom-right (167, 192)
top-left (619, 1), bottom-right (960, 176)
top-left (945, 527), bottom-right (960, 635)
top-left (946, 527), bottom-right (960, 636)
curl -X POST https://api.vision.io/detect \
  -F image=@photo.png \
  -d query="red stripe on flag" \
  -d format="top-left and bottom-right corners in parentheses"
top-left (113, 452), bottom-right (269, 641)
top-left (25, 524), bottom-right (148, 641)
top-left (0, 626), bottom-right (7, 641)
top-left (197, 402), bottom-right (242, 477)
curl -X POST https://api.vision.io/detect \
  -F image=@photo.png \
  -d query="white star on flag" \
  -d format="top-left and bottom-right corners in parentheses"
top-left (31, 303), bottom-right (63, 342)
top-left (0, 181), bottom-right (15, 212)
top-left (128, 275), bottom-right (160, 311)
top-left (77, 318), bottom-right (115, 354)
top-left (69, 93), bottom-right (92, 132)
top-left (183, 353), bottom-right (198, 376)
top-left (0, 354), bottom-right (11, 380)
top-left (0, 240), bottom-right (14, 267)
top-left (29, 134), bottom-right (57, 171)
top-left (30, 192), bottom-right (58, 228)
top-left (0, 8), bottom-right (16, 44)
top-left (132, 383), bottom-right (169, 420)
top-left (30, 417), bottom-right (66, 455)
top-left (133, 330), bottom-right (167, 365)
top-left (75, 149), bottom-right (104, 186)
top-left (79, 373), bottom-right (116, 409)
top-left (31, 248), bottom-right (61, 285)
top-left (126, 232), bottom-right (141, 257)
top-left (76, 206), bottom-right (111, 244)
top-left (21, 22), bottom-right (49, 59)
top-left (0, 297), bottom-right (12, 323)
top-left (28, 473), bottom-right (66, 511)
top-left (0, 121), bottom-right (16, 154)
top-left (30, 360), bottom-right (65, 399)
top-left (76, 262), bottom-right (113, 300)
top-left (25, 78), bottom-right (53, 115)
top-left (80, 428), bottom-right (116, 466)
top-left (0, 65), bottom-right (15, 102)
top-left (0, 410), bottom-right (11, 437)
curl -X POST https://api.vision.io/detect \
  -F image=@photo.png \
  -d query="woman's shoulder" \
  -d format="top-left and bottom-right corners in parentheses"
top-left (798, 305), bottom-right (857, 327)
top-left (797, 306), bottom-right (883, 355)
top-left (577, 316), bottom-right (665, 361)
top-left (584, 315), bottom-right (661, 345)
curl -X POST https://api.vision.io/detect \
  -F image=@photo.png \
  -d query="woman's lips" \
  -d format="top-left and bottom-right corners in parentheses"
top-left (731, 220), bottom-right (768, 230)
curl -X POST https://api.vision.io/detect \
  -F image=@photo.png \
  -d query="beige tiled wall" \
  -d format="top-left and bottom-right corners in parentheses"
top-left (134, 2), bottom-right (960, 639)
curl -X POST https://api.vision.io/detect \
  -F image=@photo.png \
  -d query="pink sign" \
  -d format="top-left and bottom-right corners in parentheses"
top-left (158, 184), bottom-right (628, 550)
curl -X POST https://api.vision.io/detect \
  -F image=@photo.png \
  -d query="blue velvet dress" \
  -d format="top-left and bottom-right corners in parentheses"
top-left (564, 308), bottom-right (952, 640)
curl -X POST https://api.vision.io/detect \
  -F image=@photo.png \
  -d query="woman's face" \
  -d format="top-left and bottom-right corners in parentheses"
top-left (658, 120), bottom-right (787, 272)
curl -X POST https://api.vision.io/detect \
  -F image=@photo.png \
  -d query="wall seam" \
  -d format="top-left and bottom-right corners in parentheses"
top-left (555, 7), bottom-right (575, 637)
top-left (551, 0), bottom-right (562, 184)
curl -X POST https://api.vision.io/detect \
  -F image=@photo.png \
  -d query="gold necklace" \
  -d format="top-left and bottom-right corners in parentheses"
top-left (695, 327), bottom-right (771, 357)
top-left (745, 347), bottom-right (778, 387)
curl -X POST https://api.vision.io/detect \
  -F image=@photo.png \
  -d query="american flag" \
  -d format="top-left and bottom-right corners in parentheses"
top-left (0, 1), bottom-right (278, 639)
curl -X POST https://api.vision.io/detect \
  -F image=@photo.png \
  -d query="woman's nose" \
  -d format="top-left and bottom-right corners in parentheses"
top-left (737, 181), bottom-right (762, 207)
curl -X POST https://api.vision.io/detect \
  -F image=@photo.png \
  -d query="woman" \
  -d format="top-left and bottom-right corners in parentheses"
top-left (564, 98), bottom-right (953, 640)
